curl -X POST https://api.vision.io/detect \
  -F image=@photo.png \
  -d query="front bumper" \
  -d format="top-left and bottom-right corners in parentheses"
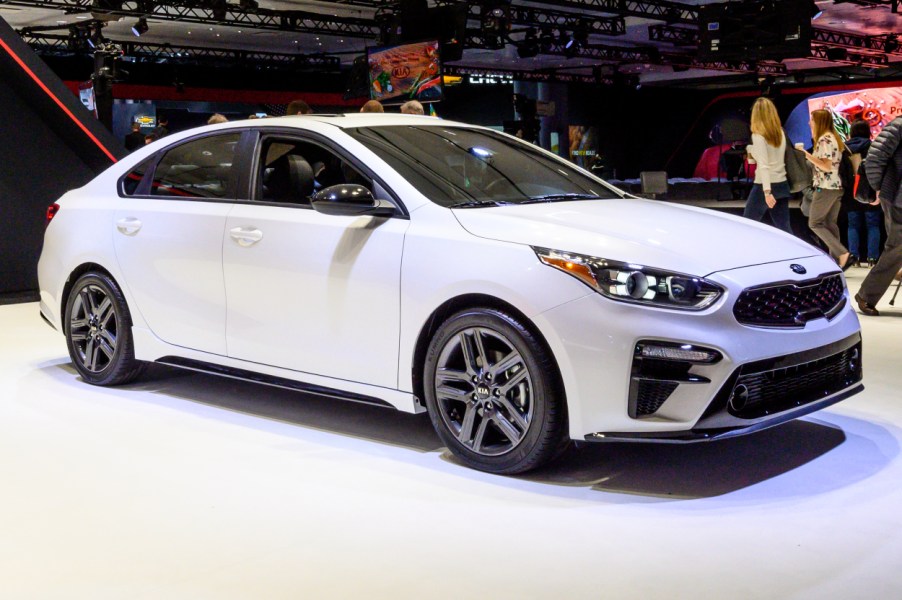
top-left (584, 332), bottom-right (863, 443)
top-left (532, 254), bottom-right (863, 440)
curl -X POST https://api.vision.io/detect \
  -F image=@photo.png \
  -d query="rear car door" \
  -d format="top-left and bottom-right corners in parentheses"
top-left (113, 131), bottom-right (249, 356)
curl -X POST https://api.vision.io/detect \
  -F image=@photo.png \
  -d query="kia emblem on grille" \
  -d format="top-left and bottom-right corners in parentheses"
top-left (790, 264), bottom-right (807, 274)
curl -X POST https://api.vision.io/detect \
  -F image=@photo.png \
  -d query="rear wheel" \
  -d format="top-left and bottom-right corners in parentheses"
top-left (65, 272), bottom-right (145, 386)
top-left (423, 308), bottom-right (565, 474)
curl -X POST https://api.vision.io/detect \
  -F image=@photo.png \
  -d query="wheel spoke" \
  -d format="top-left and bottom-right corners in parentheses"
top-left (457, 404), bottom-right (477, 444)
top-left (472, 329), bottom-right (488, 371)
top-left (98, 337), bottom-right (115, 360)
top-left (96, 297), bottom-right (114, 327)
top-left (498, 368), bottom-right (529, 395)
top-left (70, 332), bottom-right (90, 342)
top-left (79, 289), bottom-right (94, 315)
top-left (458, 332), bottom-right (478, 375)
top-left (89, 342), bottom-right (102, 371)
top-left (84, 338), bottom-right (96, 370)
top-left (495, 396), bottom-right (529, 430)
top-left (70, 318), bottom-right (89, 330)
top-left (100, 329), bottom-right (117, 350)
top-left (492, 412), bottom-right (522, 445)
top-left (436, 368), bottom-right (471, 385)
top-left (436, 384), bottom-right (469, 402)
top-left (489, 350), bottom-right (523, 377)
top-left (471, 416), bottom-right (490, 452)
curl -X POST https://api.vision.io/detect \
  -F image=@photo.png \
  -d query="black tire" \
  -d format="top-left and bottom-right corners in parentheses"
top-left (423, 308), bottom-right (566, 475)
top-left (64, 272), bottom-right (146, 386)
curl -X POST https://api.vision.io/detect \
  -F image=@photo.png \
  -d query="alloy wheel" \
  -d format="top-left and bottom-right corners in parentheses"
top-left (69, 284), bottom-right (119, 373)
top-left (433, 327), bottom-right (534, 456)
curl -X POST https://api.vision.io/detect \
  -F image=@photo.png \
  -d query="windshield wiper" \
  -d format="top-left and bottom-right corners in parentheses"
top-left (521, 193), bottom-right (601, 204)
top-left (447, 200), bottom-right (513, 209)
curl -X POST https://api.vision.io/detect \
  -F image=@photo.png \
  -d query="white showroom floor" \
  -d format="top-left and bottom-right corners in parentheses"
top-left (1, 270), bottom-right (901, 600)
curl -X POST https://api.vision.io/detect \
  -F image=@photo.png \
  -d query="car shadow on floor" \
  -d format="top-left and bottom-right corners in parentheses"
top-left (48, 362), bottom-right (895, 500)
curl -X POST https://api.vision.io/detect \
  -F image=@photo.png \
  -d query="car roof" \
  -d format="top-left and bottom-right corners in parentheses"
top-left (233, 113), bottom-right (471, 130)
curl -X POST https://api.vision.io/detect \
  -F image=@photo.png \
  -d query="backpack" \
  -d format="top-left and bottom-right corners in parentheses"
top-left (838, 149), bottom-right (856, 204)
top-left (853, 155), bottom-right (877, 203)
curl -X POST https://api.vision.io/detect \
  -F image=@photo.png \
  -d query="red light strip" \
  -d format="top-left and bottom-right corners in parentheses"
top-left (0, 37), bottom-right (117, 164)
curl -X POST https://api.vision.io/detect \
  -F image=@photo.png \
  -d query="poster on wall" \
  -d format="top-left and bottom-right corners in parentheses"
top-left (568, 125), bottom-right (597, 168)
top-left (807, 87), bottom-right (902, 139)
top-left (367, 40), bottom-right (443, 105)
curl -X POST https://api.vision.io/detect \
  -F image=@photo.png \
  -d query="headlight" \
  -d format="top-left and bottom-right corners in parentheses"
top-left (533, 247), bottom-right (723, 310)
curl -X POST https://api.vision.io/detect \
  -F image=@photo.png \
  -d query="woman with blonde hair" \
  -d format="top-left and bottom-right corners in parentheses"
top-left (804, 109), bottom-right (852, 269)
top-left (742, 97), bottom-right (792, 233)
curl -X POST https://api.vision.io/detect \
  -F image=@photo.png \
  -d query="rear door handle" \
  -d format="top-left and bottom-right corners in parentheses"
top-left (116, 217), bottom-right (142, 236)
top-left (230, 226), bottom-right (264, 247)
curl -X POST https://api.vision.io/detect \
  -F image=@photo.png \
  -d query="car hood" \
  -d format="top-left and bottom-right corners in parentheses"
top-left (452, 198), bottom-right (821, 276)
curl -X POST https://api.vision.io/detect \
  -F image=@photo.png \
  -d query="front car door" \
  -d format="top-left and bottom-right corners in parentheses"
top-left (222, 128), bottom-right (408, 389)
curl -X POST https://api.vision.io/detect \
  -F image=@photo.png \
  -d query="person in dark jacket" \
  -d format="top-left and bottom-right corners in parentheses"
top-left (844, 120), bottom-right (882, 267)
top-left (855, 116), bottom-right (902, 316)
top-left (124, 122), bottom-right (145, 152)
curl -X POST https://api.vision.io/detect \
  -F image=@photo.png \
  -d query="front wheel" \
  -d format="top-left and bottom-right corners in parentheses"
top-left (64, 272), bottom-right (145, 386)
top-left (423, 308), bottom-right (566, 475)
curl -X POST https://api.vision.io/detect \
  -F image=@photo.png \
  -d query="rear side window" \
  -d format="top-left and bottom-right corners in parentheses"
top-left (120, 158), bottom-right (152, 196)
top-left (150, 133), bottom-right (240, 198)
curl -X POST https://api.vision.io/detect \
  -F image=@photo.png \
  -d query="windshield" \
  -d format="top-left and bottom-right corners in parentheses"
top-left (346, 125), bottom-right (623, 208)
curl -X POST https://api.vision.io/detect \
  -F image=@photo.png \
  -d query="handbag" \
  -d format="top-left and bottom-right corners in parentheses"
top-left (783, 130), bottom-right (813, 193)
top-left (800, 185), bottom-right (814, 217)
top-left (852, 153), bottom-right (877, 204)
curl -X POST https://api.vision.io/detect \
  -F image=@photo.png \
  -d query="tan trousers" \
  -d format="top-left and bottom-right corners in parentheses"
top-left (808, 188), bottom-right (847, 259)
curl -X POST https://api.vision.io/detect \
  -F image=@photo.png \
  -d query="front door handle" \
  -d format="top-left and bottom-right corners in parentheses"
top-left (116, 217), bottom-right (142, 236)
top-left (230, 226), bottom-right (264, 247)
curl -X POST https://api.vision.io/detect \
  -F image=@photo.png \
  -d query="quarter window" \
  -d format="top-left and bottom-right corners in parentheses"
top-left (151, 133), bottom-right (240, 198)
top-left (120, 158), bottom-right (152, 196)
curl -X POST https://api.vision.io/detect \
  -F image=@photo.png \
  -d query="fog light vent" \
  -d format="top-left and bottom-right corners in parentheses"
top-left (636, 380), bottom-right (679, 416)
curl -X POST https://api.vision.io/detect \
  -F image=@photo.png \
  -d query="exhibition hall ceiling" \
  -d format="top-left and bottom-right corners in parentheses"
top-left (0, 0), bottom-right (900, 87)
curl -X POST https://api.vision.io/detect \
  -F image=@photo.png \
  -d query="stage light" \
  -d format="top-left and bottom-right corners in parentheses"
top-left (538, 26), bottom-right (554, 53)
top-left (885, 35), bottom-right (899, 53)
top-left (131, 17), bottom-right (148, 36)
top-left (517, 28), bottom-right (539, 58)
top-left (239, 0), bottom-right (258, 8)
top-left (480, 1), bottom-right (511, 50)
top-left (825, 47), bottom-right (848, 61)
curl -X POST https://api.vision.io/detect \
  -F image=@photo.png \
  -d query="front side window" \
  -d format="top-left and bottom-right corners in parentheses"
top-left (255, 137), bottom-right (372, 205)
top-left (150, 133), bottom-right (240, 198)
top-left (346, 125), bottom-right (622, 208)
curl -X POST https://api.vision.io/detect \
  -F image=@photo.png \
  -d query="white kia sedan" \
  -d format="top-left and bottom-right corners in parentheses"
top-left (38, 114), bottom-right (863, 474)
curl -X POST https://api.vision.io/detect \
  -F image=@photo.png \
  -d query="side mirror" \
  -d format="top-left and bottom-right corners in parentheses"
top-left (310, 184), bottom-right (396, 217)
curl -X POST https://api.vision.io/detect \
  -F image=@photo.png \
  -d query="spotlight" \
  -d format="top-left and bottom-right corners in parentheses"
top-left (517, 28), bottom-right (539, 58)
top-left (480, 1), bottom-right (511, 50)
top-left (538, 26), bottom-right (554, 53)
top-left (239, 0), bottom-right (258, 8)
top-left (131, 17), bottom-right (148, 36)
top-left (885, 34), bottom-right (899, 53)
top-left (825, 47), bottom-right (848, 61)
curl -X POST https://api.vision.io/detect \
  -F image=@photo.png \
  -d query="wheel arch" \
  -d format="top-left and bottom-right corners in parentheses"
top-left (411, 293), bottom-right (567, 425)
top-left (60, 263), bottom-right (119, 327)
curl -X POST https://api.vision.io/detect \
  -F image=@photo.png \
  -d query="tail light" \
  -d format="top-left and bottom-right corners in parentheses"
top-left (46, 203), bottom-right (60, 226)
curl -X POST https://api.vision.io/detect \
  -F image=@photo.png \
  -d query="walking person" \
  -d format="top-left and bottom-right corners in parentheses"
top-left (855, 116), bottom-right (902, 316)
top-left (742, 97), bottom-right (793, 234)
top-left (803, 109), bottom-right (853, 270)
top-left (845, 119), bottom-right (882, 268)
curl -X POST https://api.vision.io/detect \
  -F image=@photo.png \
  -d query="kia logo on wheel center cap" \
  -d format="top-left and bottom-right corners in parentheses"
top-left (790, 264), bottom-right (807, 275)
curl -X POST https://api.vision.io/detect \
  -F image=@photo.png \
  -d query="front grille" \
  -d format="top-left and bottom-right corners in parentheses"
top-left (727, 343), bottom-right (861, 419)
top-left (635, 380), bottom-right (679, 416)
top-left (733, 274), bottom-right (845, 327)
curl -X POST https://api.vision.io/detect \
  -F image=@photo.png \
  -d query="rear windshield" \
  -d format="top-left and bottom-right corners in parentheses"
top-left (346, 125), bottom-right (622, 208)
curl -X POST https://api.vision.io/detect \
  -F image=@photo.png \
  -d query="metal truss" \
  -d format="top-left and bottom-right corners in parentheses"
top-left (527, 0), bottom-right (699, 24)
top-left (445, 63), bottom-right (598, 84)
top-left (810, 46), bottom-right (890, 67)
top-left (21, 31), bottom-right (343, 69)
top-left (647, 23), bottom-right (697, 46)
top-left (433, 1), bottom-right (626, 36)
top-left (2, 0), bottom-right (378, 38)
top-left (660, 52), bottom-right (788, 75)
top-left (812, 28), bottom-right (902, 56)
top-left (466, 31), bottom-right (653, 62)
